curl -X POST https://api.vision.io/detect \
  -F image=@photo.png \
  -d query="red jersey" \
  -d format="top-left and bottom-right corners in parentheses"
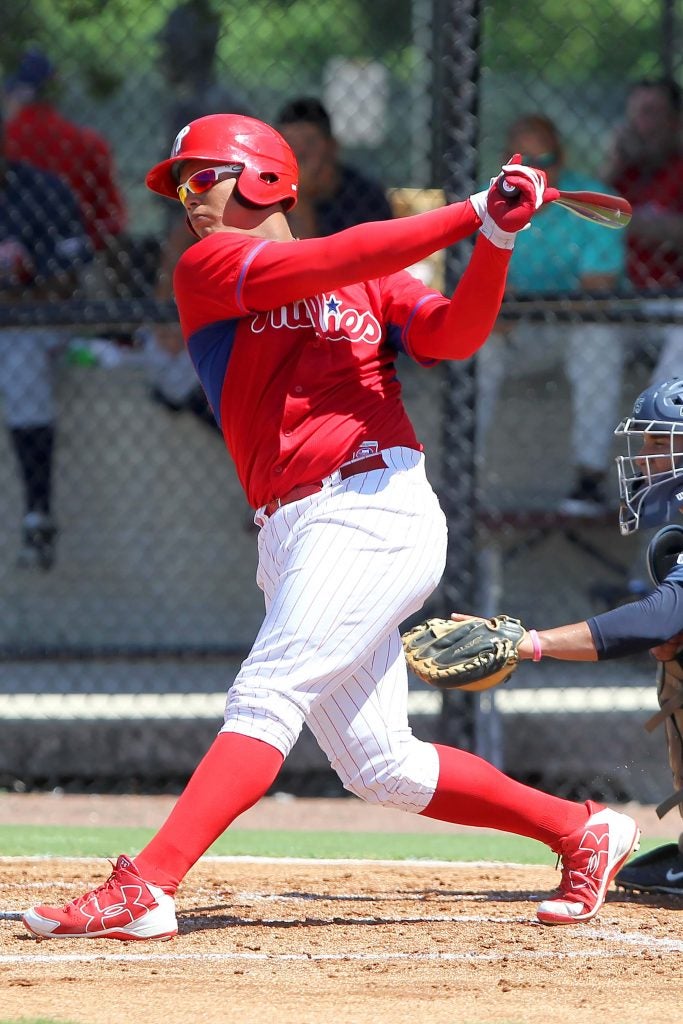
top-left (612, 154), bottom-right (683, 289)
top-left (174, 205), bottom-right (510, 508)
top-left (5, 103), bottom-right (127, 250)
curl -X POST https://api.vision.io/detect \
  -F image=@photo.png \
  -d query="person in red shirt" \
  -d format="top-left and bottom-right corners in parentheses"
top-left (143, 2), bottom-right (252, 427)
top-left (0, 112), bottom-right (92, 570)
top-left (605, 77), bottom-right (683, 293)
top-left (23, 114), bottom-right (640, 942)
top-left (3, 48), bottom-right (126, 254)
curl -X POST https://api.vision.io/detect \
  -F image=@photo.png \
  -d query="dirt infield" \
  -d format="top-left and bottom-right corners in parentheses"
top-left (1, 797), bottom-right (682, 1024)
top-left (2, 857), bottom-right (683, 1024)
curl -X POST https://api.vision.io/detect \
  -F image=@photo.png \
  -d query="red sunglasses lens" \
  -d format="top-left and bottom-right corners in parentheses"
top-left (186, 169), bottom-right (218, 194)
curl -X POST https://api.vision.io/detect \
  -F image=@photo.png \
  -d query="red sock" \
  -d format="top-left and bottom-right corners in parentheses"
top-left (421, 744), bottom-right (590, 852)
top-left (134, 732), bottom-right (283, 893)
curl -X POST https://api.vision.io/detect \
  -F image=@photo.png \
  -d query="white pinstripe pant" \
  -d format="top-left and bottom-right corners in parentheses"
top-left (222, 447), bottom-right (447, 813)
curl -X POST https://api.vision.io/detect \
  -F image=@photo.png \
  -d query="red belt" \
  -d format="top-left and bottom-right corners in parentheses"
top-left (264, 453), bottom-right (387, 517)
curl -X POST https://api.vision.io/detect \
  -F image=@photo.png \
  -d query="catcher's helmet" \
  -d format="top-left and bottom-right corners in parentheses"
top-left (615, 377), bottom-right (683, 534)
top-left (145, 114), bottom-right (298, 210)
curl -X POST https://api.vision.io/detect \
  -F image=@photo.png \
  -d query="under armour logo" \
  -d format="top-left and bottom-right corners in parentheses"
top-left (81, 885), bottom-right (152, 932)
top-left (567, 824), bottom-right (609, 893)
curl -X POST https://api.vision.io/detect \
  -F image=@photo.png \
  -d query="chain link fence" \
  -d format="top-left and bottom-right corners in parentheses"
top-left (0, 0), bottom-right (681, 801)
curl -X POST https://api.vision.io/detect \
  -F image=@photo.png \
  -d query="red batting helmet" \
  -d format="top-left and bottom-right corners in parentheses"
top-left (145, 113), bottom-right (298, 210)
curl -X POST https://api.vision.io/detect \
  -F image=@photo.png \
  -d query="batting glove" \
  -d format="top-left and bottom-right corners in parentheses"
top-left (469, 153), bottom-right (560, 249)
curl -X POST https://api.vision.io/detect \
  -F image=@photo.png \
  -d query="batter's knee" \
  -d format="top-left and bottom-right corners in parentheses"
top-left (338, 737), bottom-right (439, 815)
top-left (222, 682), bottom-right (306, 758)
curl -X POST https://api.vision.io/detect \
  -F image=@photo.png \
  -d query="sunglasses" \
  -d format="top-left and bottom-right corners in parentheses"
top-left (521, 151), bottom-right (559, 169)
top-left (176, 164), bottom-right (243, 204)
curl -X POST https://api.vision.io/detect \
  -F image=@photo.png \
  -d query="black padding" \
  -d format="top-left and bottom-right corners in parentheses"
top-left (647, 525), bottom-right (683, 586)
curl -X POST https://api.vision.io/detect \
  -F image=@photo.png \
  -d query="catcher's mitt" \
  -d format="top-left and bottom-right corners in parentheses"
top-left (401, 615), bottom-right (526, 692)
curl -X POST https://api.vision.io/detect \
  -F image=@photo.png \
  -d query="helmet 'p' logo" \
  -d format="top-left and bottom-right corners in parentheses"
top-left (171, 125), bottom-right (191, 157)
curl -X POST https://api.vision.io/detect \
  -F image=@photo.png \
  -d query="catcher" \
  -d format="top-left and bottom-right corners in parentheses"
top-left (406, 376), bottom-right (683, 896)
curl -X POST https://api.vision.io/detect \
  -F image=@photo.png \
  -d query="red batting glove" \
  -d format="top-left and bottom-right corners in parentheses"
top-left (469, 153), bottom-right (560, 249)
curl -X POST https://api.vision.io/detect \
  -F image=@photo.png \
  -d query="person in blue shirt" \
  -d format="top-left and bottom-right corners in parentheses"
top-left (476, 114), bottom-right (625, 514)
top-left (0, 117), bottom-right (91, 569)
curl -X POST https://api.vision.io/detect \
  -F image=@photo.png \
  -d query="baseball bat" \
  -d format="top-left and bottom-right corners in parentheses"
top-left (498, 177), bottom-right (632, 229)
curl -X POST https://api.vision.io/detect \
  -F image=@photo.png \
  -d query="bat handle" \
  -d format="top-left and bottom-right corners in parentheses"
top-left (498, 177), bottom-right (520, 200)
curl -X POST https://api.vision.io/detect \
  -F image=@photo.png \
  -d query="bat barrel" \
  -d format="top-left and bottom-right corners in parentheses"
top-left (494, 178), bottom-right (631, 229)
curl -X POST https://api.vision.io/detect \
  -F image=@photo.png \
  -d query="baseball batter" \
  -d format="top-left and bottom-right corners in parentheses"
top-left (24, 114), bottom-right (638, 941)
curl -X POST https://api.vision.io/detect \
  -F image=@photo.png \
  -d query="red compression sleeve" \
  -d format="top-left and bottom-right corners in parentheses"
top-left (422, 744), bottom-right (589, 851)
top-left (408, 235), bottom-right (512, 360)
top-left (134, 733), bottom-right (284, 893)
top-left (242, 200), bottom-right (481, 311)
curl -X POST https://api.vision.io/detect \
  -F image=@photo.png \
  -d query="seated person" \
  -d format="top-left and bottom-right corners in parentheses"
top-left (275, 95), bottom-right (393, 239)
top-left (476, 114), bottom-right (625, 514)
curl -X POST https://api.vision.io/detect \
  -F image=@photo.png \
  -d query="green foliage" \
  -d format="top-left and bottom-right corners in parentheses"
top-left (0, 4), bottom-right (42, 72)
top-left (482, 0), bottom-right (663, 79)
top-left (213, 0), bottom-right (413, 94)
top-left (1, 0), bottom-right (668, 104)
top-left (1, 0), bottom-right (419, 105)
top-left (2, 0), bottom-right (163, 98)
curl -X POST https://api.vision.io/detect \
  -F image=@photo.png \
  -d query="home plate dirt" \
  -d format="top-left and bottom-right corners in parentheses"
top-left (0, 797), bottom-right (681, 1024)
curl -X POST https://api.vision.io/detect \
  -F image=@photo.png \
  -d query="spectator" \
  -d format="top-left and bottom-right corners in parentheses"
top-left (604, 77), bottom-right (683, 382)
top-left (0, 112), bottom-right (91, 569)
top-left (144, 0), bottom-right (251, 426)
top-left (157, 0), bottom-right (250, 139)
top-left (276, 95), bottom-right (393, 239)
top-left (476, 114), bottom-right (626, 514)
top-left (3, 46), bottom-right (126, 287)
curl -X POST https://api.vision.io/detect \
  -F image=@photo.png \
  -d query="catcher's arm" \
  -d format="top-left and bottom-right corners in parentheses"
top-left (402, 611), bottom-right (607, 693)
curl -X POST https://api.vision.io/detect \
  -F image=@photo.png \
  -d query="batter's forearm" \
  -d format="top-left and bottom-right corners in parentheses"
top-left (408, 236), bottom-right (511, 360)
top-left (242, 201), bottom-right (481, 310)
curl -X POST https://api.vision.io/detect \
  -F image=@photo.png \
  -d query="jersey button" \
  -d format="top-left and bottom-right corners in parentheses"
top-left (273, 466), bottom-right (283, 475)
top-left (283, 430), bottom-right (292, 437)
top-left (293, 385), bottom-right (303, 394)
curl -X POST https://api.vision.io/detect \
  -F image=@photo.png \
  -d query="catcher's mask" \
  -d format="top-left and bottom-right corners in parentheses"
top-left (615, 376), bottom-right (683, 535)
top-left (145, 113), bottom-right (299, 211)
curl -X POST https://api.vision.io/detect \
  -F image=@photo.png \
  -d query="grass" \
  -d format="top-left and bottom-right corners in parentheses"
top-left (0, 824), bottom-right (664, 862)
